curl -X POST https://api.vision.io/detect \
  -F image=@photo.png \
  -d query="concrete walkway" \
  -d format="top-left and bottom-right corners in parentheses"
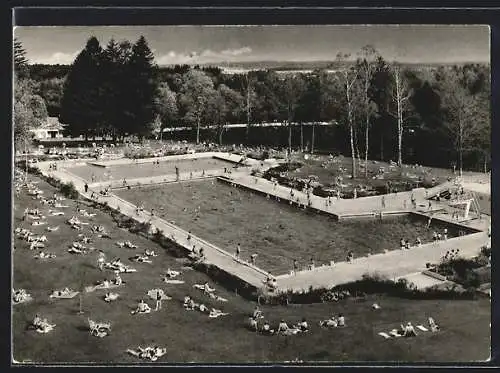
top-left (224, 172), bottom-right (438, 218)
top-left (275, 231), bottom-right (489, 292)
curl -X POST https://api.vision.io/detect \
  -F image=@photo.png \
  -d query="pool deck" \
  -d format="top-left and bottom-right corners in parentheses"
top-left (34, 153), bottom-right (491, 293)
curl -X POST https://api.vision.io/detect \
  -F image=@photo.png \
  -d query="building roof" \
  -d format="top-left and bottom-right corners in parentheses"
top-left (31, 117), bottom-right (65, 131)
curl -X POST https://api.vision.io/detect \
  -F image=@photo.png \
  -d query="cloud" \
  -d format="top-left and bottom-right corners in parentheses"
top-left (221, 46), bottom-right (252, 56)
top-left (156, 46), bottom-right (253, 65)
top-left (35, 52), bottom-right (79, 65)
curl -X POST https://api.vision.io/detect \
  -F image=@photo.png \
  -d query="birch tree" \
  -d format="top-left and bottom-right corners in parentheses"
top-left (356, 45), bottom-right (380, 176)
top-left (336, 53), bottom-right (360, 178)
top-left (391, 64), bottom-right (412, 167)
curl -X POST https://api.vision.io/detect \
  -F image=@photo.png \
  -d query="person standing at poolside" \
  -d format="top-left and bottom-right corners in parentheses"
top-left (250, 253), bottom-right (257, 266)
top-left (175, 166), bottom-right (179, 181)
top-left (293, 259), bottom-right (299, 274)
top-left (381, 195), bottom-right (386, 209)
top-left (235, 244), bottom-right (241, 261)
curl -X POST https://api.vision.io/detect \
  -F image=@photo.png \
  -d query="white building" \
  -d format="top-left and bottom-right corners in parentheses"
top-left (30, 117), bottom-right (65, 140)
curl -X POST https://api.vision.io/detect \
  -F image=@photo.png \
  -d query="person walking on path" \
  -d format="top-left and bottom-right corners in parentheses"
top-left (84, 183), bottom-right (88, 193)
top-left (381, 195), bottom-right (386, 209)
top-left (250, 253), bottom-right (257, 266)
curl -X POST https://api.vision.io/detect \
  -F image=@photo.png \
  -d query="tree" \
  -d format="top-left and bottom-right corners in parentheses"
top-left (208, 84), bottom-right (244, 144)
top-left (438, 66), bottom-right (484, 176)
top-left (356, 45), bottom-right (380, 176)
top-left (60, 37), bottom-right (103, 139)
top-left (35, 77), bottom-right (65, 117)
top-left (14, 38), bottom-right (29, 78)
top-left (14, 76), bottom-right (48, 147)
top-left (281, 75), bottom-right (306, 155)
top-left (336, 53), bottom-right (361, 178)
top-left (369, 56), bottom-right (393, 160)
top-left (178, 69), bottom-right (216, 144)
top-left (126, 36), bottom-right (159, 139)
top-left (390, 64), bottom-right (412, 167)
top-left (156, 82), bottom-right (178, 140)
top-left (242, 73), bottom-right (258, 138)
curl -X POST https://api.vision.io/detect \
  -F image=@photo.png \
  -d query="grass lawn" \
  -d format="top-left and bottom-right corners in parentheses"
top-left (66, 157), bottom-right (234, 183)
top-left (288, 153), bottom-right (487, 191)
top-left (116, 180), bottom-right (463, 276)
top-left (12, 174), bottom-right (490, 363)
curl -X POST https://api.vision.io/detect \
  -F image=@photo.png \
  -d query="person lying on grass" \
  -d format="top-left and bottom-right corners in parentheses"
top-left (130, 254), bottom-right (151, 263)
top-left (35, 251), bottom-right (56, 259)
top-left (31, 314), bottom-right (56, 333)
top-left (165, 268), bottom-right (181, 278)
top-left (197, 303), bottom-right (209, 313)
top-left (13, 289), bottom-right (32, 304)
top-left (50, 287), bottom-right (77, 298)
top-left (104, 292), bottom-right (119, 302)
top-left (209, 308), bottom-right (228, 318)
top-left (319, 316), bottom-right (338, 328)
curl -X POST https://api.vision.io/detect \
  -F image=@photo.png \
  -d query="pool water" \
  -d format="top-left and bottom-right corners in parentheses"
top-left (65, 158), bottom-right (234, 183)
top-left (117, 180), bottom-right (462, 275)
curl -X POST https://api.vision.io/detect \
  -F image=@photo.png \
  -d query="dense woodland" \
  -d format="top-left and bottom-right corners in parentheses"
top-left (14, 36), bottom-right (491, 172)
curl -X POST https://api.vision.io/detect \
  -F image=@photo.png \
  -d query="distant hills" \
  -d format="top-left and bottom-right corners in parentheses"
top-left (159, 59), bottom-right (490, 72)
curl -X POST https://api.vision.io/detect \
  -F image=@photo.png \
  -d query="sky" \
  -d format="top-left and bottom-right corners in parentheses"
top-left (14, 25), bottom-right (490, 65)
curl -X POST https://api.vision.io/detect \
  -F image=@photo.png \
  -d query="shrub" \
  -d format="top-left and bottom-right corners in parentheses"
top-left (60, 182), bottom-right (79, 199)
top-left (264, 272), bottom-right (476, 305)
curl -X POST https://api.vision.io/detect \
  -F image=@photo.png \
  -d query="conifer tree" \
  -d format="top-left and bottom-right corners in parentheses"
top-left (60, 37), bottom-right (103, 139)
top-left (126, 36), bottom-right (159, 139)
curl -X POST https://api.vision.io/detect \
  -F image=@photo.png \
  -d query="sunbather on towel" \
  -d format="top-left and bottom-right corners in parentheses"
top-left (104, 292), bottom-right (119, 302)
top-left (165, 268), bottom-right (180, 278)
top-left (198, 304), bottom-right (209, 313)
top-left (277, 320), bottom-right (289, 334)
top-left (248, 317), bottom-right (258, 331)
top-left (320, 317), bottom-right (338, 328)
top-left (203, 282), bottom-right (215, 293)
top-left (209, 308), bottom-right (227, 318)
top-left (132, 300), bottom-right (151, 314)
top-left (261, 321), bottom-right (274, 335)
top-left (428, 317), bottom-right (439, 332)
top-left (296, 318), bottom-right (309, 332)
top-left (404, 322), bottom-right (418, 337)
